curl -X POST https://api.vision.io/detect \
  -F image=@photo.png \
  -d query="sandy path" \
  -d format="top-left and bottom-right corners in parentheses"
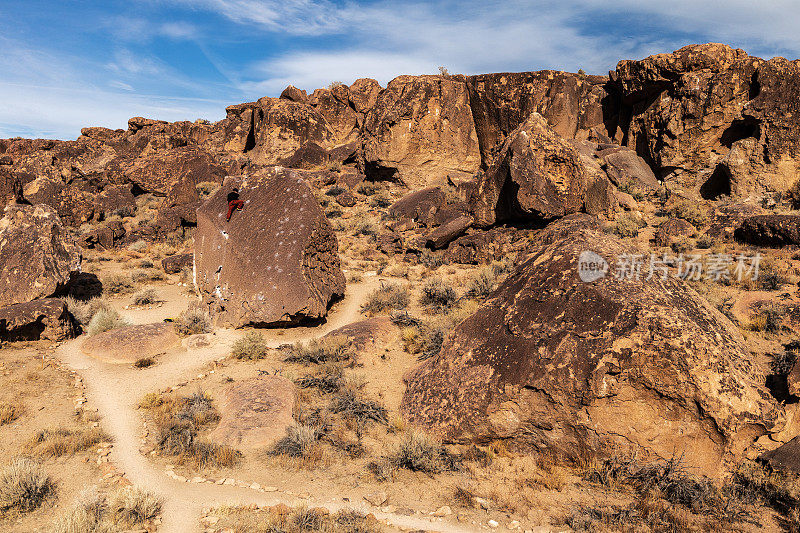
top-left (55, 277), bottom-right (473, 533)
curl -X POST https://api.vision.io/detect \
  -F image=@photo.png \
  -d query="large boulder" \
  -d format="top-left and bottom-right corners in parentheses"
top-left (466, 70), bottom-right (610, 162)
top-left (363, 75), bottom-right (481, 187)
top-left (468, 113), bottom-right (588, 227)
top-left (402, 215), bottom-right (783, 474)
top-left (0, 298), bottom-right (75, 342)
top-left (23, 176), bottom-right (96, 226)
top-left (611, 43), bottom-right (800, 198)
top-left (0, 204), bottom-right (81, 308)
top-left (195, 169), bottom-right (345, 327)
top-left (209, 376), bottom-right (298, 449)
top-left (734, 214), bottom-right (800, 247)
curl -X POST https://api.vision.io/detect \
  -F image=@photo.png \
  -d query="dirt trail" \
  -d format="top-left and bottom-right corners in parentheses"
top-left (55, 277), bottom-right (474, 533)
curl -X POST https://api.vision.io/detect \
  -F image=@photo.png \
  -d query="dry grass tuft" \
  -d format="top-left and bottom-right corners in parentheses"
top-left (0, 402), bottom-right (18, 425)
top-left (0, 458), bottom-right (54, 515)
top-left (361, 282), bottom-right (409, 315)
top-left (284, 335), bottom-right (351, 364)
top-left (103, 274), bottom-right (134, 295)
top-left (27, 427), bottom-right (110, 459)
top-left (52, 485), bottom-right (161, 533)
top-left (173, 308), bottom-right (212, 336)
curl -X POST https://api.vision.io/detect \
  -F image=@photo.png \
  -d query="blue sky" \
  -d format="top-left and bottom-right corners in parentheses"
top-left (1, 0), bottom-right (798, 140)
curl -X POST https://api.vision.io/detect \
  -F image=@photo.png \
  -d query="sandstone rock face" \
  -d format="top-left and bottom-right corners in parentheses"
top-left (735, 215), bottom-right (800, 247)
top-left (0, 298), bottom-right (75, 342)
top-left (469, 113), bottom-right (588, 227)
top-left (81, 323), bottom-right (181, 364)
top-left (23, 176), bottom-right (95, 226)
top-left (195, 169), bottom-right (345, 328)
top-left (0, 204), bottom-right (81, 308)
top-left (402, 215), bottom-right (782, 474)
top-left (388, 188), bottom-right (447, 228)
top-left (610, 43), bottom-right (800, 197)
top-left (466, 70), bottom-right (610, 162)
top-left (364, 75), bottom-right (481, 187)
top-left (209, 376), bottom-right (298, 449)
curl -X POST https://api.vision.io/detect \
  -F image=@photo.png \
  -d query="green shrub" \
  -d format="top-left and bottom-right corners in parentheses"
top-left (669, 200), bottom-right (711, 227)
top-left (86, 308), bottom-right (129, 336)
top-left (231, 331), bottom-right (269, 360)
top-left (65, 297), bottom-right (114, 327)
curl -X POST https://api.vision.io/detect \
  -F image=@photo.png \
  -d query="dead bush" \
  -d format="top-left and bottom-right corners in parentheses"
top-left (271, 424), bottom-right (319, 458)
top-left (328, 390), bottom-right (388, 425)
top-left (173, 308), bottom-right (212, 336)
top-left (386, 431), bottom-right (460, 474)
top-left (295, 364), bottom-right (344, 393)
top-left (132, 287), bottom-right (159, 306)
top-left (419, 277), bottom-right (457, 312)
top-left (103, 274), bottom-right (134, 295)
top-left (0, 458), bottom-right (54, 515)
top-left (361, 282), bottom-right (409, 315)
top-left (284, 335), bottom-right (351, 364)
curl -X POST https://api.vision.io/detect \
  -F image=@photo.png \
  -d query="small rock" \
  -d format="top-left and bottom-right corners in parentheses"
top-left (433, 506), bottom-right (452, 517)
top-left (488, 519), bottom-right (499, 528)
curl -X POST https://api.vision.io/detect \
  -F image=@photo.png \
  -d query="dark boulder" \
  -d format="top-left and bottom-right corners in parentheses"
top-left (162, 253), bottom-right (194, 274)
top-left (195, 169), bottom-right (345, 327)
top-left (654, 218), bottom-right (696, 247)
top-left (425, 216), bottom-right (472, 249)
top-left (468, 113), bottom-right (588, 227)
top-left (0, 204), bottom-right (81, 308)
top-left (402, 216), bottom-right (782, 475)
top-left (0, 298), bottom-right (75, 342)
top-left (734, 215), bottom-right (800, 247)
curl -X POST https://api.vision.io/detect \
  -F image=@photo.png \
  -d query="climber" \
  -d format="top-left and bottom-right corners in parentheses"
top-left (226, 187), bottom-right (244, 221)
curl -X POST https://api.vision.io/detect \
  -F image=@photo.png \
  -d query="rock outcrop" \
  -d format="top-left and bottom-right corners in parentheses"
top-left (195, 169), bottom-right (345, 327)
top-left (363, 75), bottom-right (481, 187)
top-left (469, 113), bottom-right (588, 227)
top-left (402, 215), bottom-right (782, 474)
top-left (0, 204), bottom-right (81, 308)
top-left (610, 43), bottom-right (800, 198)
